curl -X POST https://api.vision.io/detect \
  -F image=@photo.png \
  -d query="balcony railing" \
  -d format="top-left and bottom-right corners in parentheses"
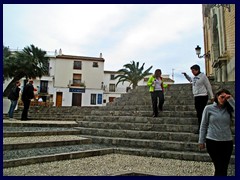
top-left (68, 80), bottom-right (86, 88)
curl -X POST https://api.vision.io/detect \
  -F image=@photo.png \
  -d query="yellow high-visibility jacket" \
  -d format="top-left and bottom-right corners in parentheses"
top-left (147, 75), bottom-right (168, 92)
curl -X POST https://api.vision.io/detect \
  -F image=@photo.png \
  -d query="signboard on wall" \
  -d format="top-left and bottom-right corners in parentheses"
top-left (69, 88), bottom-right (85, 93)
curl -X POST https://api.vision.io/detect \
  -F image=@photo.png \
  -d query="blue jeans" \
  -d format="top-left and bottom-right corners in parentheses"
top-left (8, 100), bottom-right (18, 118)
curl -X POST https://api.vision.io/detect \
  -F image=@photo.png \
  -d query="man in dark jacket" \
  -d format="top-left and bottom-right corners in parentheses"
top-left (21, 79), bottom-right (34, 120)
top-left (8, 80), bottom-right (21, 120)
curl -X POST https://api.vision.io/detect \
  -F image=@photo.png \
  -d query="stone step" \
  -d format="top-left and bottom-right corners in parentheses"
top-left (90, 110), bottom-right (197, 117)
top-left (3, 135), bottom-right (92, 150)
top-left (82, 116), bottom-right (198, 125)
top-left (77, 123), bottom-right (199, 133)
top-left (3, 120), bottom-right (78, 128)
top-left (3, 129), bottom-right (82, 137)
top-left (111, 99), bottom-right (195, 106)
top-left (102, 105), bottom-right (196, 111)
top-left (120, 92), bottom-right (194, 99)
top-left (79, 135), bottom-right (236, 156)
top-left (3, 147), bottom-right (114, 168)
top-left (75, 126), bottom-right (199, 142)
top-left (14, 106), bottom-right (96, 114)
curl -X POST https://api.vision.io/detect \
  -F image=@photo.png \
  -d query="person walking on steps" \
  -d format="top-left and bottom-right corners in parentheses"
top-left (147, 69), bottom-right (167, 117)
top-left (182, 64), bottom-right (214, 134)
top-left (7, 80), bottom-right (21, 120)
top-left (198, 89), bottom-right (235, 176)
top-left (21, 79), bottom-right (34, 120)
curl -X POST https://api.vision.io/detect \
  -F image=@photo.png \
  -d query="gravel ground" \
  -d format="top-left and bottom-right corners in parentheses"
top-left (3, 154), bottom-right (235, 176)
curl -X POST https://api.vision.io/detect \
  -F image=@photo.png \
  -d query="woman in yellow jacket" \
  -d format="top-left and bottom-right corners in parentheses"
top-left (147, 69), bottom-right (166, 117)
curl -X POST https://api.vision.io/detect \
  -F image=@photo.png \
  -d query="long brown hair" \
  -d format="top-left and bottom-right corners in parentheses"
top-left (153, 69), bottom-right (162, 78)
top-left (214, 89), bottom-right (234, 118)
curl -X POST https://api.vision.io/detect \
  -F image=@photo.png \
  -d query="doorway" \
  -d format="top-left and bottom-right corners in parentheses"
top-left (72, 93), bottom-right (82, 106)
top-left (56, 92), bottom-right (63, 107)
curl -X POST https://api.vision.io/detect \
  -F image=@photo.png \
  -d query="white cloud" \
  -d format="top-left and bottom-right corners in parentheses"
top-left (3, 4), bottom-right (203, 83)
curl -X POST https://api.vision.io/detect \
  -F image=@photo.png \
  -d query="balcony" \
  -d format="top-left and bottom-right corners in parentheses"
top-left (68, 80), bottom-right (86, 88)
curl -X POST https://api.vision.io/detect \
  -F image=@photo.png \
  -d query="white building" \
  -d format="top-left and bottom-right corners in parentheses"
top-left (48, 52), bottom-right (105, 106)
top-left (102, 71), bottom-right (131, 106)
top-left (4, 50), bottom-right (174, 107)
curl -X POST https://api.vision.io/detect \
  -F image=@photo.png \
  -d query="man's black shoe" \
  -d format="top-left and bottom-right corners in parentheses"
top-left (21, 118), bottom-right (30, 121)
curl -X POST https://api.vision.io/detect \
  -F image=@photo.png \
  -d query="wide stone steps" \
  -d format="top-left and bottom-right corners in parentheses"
top-left (81, 116), bottom-right (198, 125)
top-left (3, 120), bottom-right (78, 128)
top-left (3, 119), bottom-right (114, 168)
top-left (3, 130), bottom-right (82, 137)
top-left (99, 105), bottom-right (196, 111)
top-left (111, 98), bottom-right (194, 106)
top-left (75, 126), bottom-right (199, 142)
top-left (4, 135), bottom-right (92, 150)
top-left (4, 146), bottom-right (114, 168)
top-left (3, 83), bottom-right (235, 170)
top-left (90, 110), bottom-right (197, 117)
top-left (77, 123), bottom-right (198, 133)
top-left (78, 134), bottom-right (235, 157)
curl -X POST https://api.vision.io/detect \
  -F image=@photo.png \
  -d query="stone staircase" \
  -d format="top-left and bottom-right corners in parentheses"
top-left (75, 83), bottom-right (235, 163)
top-left (3, 82), bottom-right (235, 168)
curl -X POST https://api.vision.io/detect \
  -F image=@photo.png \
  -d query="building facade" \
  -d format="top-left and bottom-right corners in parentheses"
top-left (4, 50), bottom-right (174, 107)
top-left (202, 4), bottom-right (235, 82)
top-left (48, 52), bottom-right (105, 107)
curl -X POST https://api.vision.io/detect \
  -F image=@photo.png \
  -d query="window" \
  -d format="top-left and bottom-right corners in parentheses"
top-left (93, 62), bottom-right (98, 67)
top-left (110, 74), bottom-right (115, 80)
top-left (72, 74), bottom-right (82, 85)
top-left (109, 84), bottom-right (116, 92)
top-left (73, 61), bottom-right (82, 70)
top-left (44, 63), bottom-right (50, 76)
top-left (40, 80), bottom-right (48, 93)
top-left (90, 94), bottom-right (97, 105)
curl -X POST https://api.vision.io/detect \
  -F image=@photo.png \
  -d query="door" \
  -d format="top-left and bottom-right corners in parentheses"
top-left (72, 93), bottom-right (82, 106)
top-left (56, 92), bottom-right (63, 107)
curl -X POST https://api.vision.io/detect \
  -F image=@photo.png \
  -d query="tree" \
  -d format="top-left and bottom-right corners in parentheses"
top-left (114, 61), bottom-right (153, 89)
top-left (3, 44), bottom-right (50, 97)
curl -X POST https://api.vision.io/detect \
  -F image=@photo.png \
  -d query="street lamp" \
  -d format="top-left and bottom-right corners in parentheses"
top-left (195, 45), bottom-right (210, 59)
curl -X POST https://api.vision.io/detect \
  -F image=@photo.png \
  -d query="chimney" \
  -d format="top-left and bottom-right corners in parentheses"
top-left (100, 53), bottom-right (102, 58)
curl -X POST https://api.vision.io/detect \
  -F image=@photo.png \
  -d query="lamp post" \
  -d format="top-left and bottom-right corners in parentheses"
top-left (195, 45), bottom-right (210, 59)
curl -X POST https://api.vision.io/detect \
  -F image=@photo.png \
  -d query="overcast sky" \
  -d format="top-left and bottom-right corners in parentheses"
top-left (3, 4), bottom-right (206, 84)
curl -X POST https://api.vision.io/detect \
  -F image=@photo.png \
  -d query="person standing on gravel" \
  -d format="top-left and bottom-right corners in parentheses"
top-left (21, 79), bottom-right (35, 120)
top-left (182, 64), bottom-right (214, 134)
top-left (147, 69), bottom-right (167, 117)
top-left (198, 89), bottom-right (235, 176)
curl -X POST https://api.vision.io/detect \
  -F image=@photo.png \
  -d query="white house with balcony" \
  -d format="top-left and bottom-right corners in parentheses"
top-left (3, 49), bottom-right (174, 108)
top-left (48, 52), bottom-right (105, 107)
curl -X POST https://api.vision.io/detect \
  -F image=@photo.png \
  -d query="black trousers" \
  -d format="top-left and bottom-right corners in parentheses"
top-left (151, 90), bottom-right (164, 117)
top-left (194, 95), bottom-right (209, 131)
top-left (206, 138), bottom-right (233, 176)
top-left (21, 99), bottom-right (31, 119)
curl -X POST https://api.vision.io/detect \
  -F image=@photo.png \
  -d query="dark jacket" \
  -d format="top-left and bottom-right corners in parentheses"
top-left (21, 83), bottom-right (34, 101)
top-left (8, 86), bottom-right (20, 101)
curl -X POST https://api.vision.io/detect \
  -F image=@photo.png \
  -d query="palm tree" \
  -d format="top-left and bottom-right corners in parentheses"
top-left (3, 44), bottom-right (50, 97)
top-left (114, 61), bottom-right (152, 89)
